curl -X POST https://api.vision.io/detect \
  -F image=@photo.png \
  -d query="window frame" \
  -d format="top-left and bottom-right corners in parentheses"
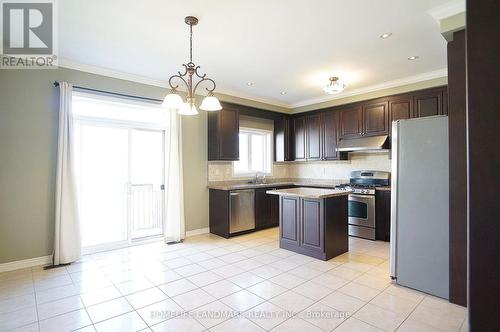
top-left (233, 127), bottom-right (273, 177)
top-left (72, 91), bottom-right (168, 130)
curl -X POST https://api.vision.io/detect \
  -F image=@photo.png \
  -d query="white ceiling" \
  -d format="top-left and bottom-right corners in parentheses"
top-left (59, 0), bottom-right (452, 108)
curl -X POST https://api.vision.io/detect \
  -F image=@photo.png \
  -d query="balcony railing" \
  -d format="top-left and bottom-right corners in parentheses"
top-left (128, 184), bottom-right (163, 239)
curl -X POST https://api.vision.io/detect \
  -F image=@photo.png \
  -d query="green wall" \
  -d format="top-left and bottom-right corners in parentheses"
top-left (0, 68), bottom-right (213, 263)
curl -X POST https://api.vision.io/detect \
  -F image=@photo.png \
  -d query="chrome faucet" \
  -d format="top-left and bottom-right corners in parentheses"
top-left (254, 172), bottom-right (261, 184)
top-left (247, 172), bottom-right (268, 184)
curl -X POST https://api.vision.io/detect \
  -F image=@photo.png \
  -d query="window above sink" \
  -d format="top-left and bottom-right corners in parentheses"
top-left (233, 127), bottom-right (273, 176)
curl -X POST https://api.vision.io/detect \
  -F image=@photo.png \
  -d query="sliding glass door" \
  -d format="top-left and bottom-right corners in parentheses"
top-left (75, 124), bottom-right (129, 248)
top-left (75, 123), bottom-right (165, 251)
top-left (73, 92), bottom-right (167, 253)
top-left (128, 129), bottom-right (164, 240)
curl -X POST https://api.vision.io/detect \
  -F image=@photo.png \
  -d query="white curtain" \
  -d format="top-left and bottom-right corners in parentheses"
top-left (164, 108), bottom-right (185, 242)
top-left (54, 82), bottom-right (82, 265)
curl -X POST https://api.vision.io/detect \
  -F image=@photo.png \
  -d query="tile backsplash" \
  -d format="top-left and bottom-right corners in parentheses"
top-left (208, 152), bottom-right (391, 182)
top-left (208, 162), bottom-right (289, 182)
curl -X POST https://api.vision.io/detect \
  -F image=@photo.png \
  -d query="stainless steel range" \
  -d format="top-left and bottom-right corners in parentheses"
top-left (336, 170), bottom-right (390, 240)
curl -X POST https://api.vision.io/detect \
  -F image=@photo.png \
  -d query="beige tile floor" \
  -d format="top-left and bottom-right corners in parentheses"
top-left (0, 228), bottom-right (467, 332)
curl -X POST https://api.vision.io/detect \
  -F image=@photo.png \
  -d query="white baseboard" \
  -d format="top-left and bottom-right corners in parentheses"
top-left (186, 227), bottom-right (209, 237)
top-left (0, 255), bottom-right (53, 273)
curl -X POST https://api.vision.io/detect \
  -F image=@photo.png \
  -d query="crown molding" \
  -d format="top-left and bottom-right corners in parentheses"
top-left (290, 68), bottom-right (448, 109)
top-left (58, 58), bottom-right (291, 110)
top-left (429, 0), bottom-right (465, 21)
top-left (59, 58), bottom-right (447, 112)
top-left (58, 58), bottom-right (169, 88)
top-left (214, 88), bottom-right (291, 109)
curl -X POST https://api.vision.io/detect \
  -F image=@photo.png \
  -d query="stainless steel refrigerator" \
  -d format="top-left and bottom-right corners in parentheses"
top-left (390, 116), bottom-right (449, 299)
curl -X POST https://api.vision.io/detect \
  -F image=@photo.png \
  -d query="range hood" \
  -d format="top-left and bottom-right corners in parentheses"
top-left (336, 135), bottom-right (390, 152)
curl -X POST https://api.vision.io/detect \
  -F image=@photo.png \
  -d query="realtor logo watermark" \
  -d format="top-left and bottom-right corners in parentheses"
top-left (1, 0), bottom-right (58, 68)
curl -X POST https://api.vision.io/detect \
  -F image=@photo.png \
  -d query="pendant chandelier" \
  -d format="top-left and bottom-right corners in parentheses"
top-left (162, 16), bottom-right (222, 115)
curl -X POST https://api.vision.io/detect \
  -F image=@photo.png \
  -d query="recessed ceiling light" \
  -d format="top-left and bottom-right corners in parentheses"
top-left (280, 91), bottom-right (287, 95)
top-left (246, 82), bottom-right (254, 86)
top-left (408, 56), bottom-right (420, 60)
top-left (380, 32), bottom-right (392, 39)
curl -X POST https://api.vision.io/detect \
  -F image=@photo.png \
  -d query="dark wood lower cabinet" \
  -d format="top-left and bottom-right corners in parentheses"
top-left (209, 189), bottom-right (230, 238)
top-left (279, 195), bottom-right (348, 260)
top-left (280, 196), bottom-right (300, 247)
top-left (255, 188), bottom-right (282, 230)
top-left (375, 190), bottom-right (391, 241)
top-left (300, 199), bottom-right (324, 252)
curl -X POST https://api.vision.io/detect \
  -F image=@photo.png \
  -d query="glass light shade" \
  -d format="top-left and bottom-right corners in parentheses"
top-left (177, 102), bottom-right (198, 115)
top-left (162, 93), bottom-right (183, 109)
top-left (323, 81), bottom-right (345, 94)
top-left (200, 96), bottom-right (222, 111)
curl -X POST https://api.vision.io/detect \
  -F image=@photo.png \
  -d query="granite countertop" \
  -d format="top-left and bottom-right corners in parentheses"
top-left (207, 181), bottom-right (295, 190)
top-left (207, 178), bottom-right (345, 190)
top-left (207, 179), bottom-right (391, 191)
top-left (266, 187), bottom-right (352, 199)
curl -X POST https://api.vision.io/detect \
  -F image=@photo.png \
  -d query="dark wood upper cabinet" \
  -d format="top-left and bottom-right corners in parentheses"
top-left (389, 96), bottom-right (413, 122)
top-left (321, 111), bottom-right (339, 160)
top-left (413, 88), bottom-right (447, 118)
top-left (208, 105), bottom-right (239, 161)
top-left (363, 100), bottom-right (389, 137)
top-left (211, 86), bottom-right (448, 163)
top-left (339, 106), bottom-right (363, 139)
top-left (306, 114), bottom-right (322, 160)
top-left (294, 117), bottom-right (306, 160)
top-left (274, 116), bottom-right (294, 162)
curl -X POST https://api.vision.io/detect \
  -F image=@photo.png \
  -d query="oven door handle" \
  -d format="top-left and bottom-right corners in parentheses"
top-left (349, 194), bottom-right (374, 200)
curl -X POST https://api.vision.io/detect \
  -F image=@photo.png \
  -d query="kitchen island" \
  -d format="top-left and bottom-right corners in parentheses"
top-left (267, 187), bottom-right (351, 260)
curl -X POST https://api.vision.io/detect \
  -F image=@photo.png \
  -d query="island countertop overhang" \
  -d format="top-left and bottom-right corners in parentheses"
top-left (266, 187), bottom-right (352, 199)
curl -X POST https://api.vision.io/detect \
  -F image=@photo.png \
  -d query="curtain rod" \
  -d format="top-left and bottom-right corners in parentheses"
top-left (53, 81), bottom-right (163, 103)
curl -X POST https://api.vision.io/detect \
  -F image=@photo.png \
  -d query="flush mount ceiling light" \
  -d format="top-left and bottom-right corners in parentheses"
top-left (162, 16), bottom-right (222, 115)
top-left (323, 77), bottom-right (346, 94)
top-left (246, 82), bottom-right (254, 86)
top-left (408, 55), bottom-right (420, 60)
top-left (380, 32), bottom-right (392, 39)
top-left (280, 91), bottom-right (287, 95)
